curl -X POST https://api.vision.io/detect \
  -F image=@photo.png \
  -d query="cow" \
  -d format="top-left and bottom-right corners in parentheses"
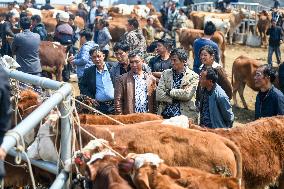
top-left (190, 116), bottom-right (284, 189)
top-left (39, 41), bottom-right (67, 81)
top-left (177, 28), bottom-right (226, 68)
top-left (204, 16), bottom-right (231, 37)
top-left (256, 10), bottom-right (271, 47)
top-left (190, 9), bottom-right (246, 44)
top-left (86, 155), bottom-right (133, 189)
top-left (79, 113), bottom-right (163, 125)
top-left (132, 162), bottom-right (241, 189)
top-left (79, 122), bottom-right (242, 179)
top-left (231, 55), bottom-right (262, 109)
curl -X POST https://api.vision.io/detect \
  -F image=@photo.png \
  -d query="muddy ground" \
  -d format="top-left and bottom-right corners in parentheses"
top-left (70, 44), bottom-right (284, 126)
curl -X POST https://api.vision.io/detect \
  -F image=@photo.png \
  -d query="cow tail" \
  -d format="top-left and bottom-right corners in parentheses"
top-left (221, 137), bottom-right (242, 189)
top-left (231, 62), bottom-right (235, 87)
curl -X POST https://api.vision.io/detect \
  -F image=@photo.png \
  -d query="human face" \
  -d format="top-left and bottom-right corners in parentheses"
top-left (171, 54), bottom-right (185, 72)
top-left (129, 55), bottom-right (143, 74)
top-left (114, 49), bottom-right (128, 64)
top-left (80, 35), bottom-right (86, 46)
top-left (91, 51), bottom-right (105, 70)
top-left (126, 23), bottom-right (133, 32)
top-left (254, 67), bottom-right (269, 89)
top-left (156, 42), bottom-right (167, 55)
top-left (199, 50), bottom-right (214, 66)
top-left (199, 71), bottom-right (209, 88)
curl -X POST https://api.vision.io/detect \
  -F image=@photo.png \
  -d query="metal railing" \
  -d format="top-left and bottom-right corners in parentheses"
top-left (0, 65), bottom-right (72, 189)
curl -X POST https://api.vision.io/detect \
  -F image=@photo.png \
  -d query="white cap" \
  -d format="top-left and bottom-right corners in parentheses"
top-left (59, 12), bottom-right (70, 22)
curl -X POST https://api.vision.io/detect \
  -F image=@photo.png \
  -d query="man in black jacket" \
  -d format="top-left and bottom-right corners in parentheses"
top-left (266, 18), bottom-right (283, 65)
top-left (0, 13), bottom-right (15, 56)
top-left (0, 65), bottom-right (12, 178)
top-left (254, 64), bottom-right (284, 119)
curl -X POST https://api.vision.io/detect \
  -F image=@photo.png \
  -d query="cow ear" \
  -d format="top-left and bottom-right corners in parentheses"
top-left (159, 163), bottom-right (181, 179)
top-left (86, 163), bottom-right (98, 181)
top-left (135, 168), bottom-right (150, 189)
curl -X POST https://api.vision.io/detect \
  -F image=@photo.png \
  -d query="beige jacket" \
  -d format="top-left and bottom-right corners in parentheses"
top-left (156, 68), bottom-right (199, 122)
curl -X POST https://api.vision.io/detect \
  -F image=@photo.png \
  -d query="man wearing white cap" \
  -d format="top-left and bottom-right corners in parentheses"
top-left (54, 12), bottom-right (74, 46)
top-left (54, 12), bottom-right (75, 82)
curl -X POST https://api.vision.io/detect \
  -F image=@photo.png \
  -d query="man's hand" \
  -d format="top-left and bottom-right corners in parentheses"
top-left (67, 54), bottom-right (75, 64)
top-left (0, 148), bottom-right (7, 160)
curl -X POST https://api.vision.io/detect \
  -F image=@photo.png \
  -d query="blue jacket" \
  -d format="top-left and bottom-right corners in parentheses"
top-left (255, 85), bottom-right (284, 119)
top-left (32, 23), bottom-right (47, 41)
top-left (74, 41), bottom-right (98, 78)
top-left (200, 84), bottom-right (234, 128)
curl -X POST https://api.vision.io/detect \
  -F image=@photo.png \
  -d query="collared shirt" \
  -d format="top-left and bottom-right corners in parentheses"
top-left (95, 64), bottom-right (114, 102)
top-left (162, 69), bottom-right (183, 118)
top-left (133, 74), bottom-right (148, 113)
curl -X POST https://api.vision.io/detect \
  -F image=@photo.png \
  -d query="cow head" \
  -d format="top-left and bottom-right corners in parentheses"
top-left (16, 90), bottom-right (41, 119)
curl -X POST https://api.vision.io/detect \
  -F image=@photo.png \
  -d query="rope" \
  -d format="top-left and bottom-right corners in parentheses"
top-left (73, 99), bottom-right (125, 126)
top-left (5, 130), bottom-right (36, 189)
top-left (78, 126), bottom-right (126, 160)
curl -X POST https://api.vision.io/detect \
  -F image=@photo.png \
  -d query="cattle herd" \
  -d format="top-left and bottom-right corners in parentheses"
top-left (1, 1), bottom-right (284, 189)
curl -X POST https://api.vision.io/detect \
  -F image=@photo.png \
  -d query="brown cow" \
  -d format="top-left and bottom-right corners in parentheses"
top-left (177, 28), bottom-right (226, 68)
top-left (256, 10), bottom-right (271, 47)
top-left (79, 122), bottom-right (242, 178)
top-left (87, 155), bottom-right (133, 189)
top-left (190, 116), bottom-right (284, 189)
top-left (133, 162), bottom-right (241, 189)
top-left (231, 55), bottom-right (262, 109)
top-left (79, 113), bottom-right (163, 125)
top-left (39, 41), bottom-right (67, 81)
top-left (190, 9), bottom-right (246, 44)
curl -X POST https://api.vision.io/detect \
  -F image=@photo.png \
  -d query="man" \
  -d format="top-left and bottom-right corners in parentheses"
top-left (255, 65), bottom-right (284, 119)
top-left (40, 0), bottom-right (54, 10)
top-left (156, 48), bottom-right (199, 121)
top-left (115, 50), bottom-right (156, 115)
top-left (80, 47), bottom-right (114, 114)
top-left (12, 16), bottom-right (42, 76)
top-left (0, 65), bottom-right (12, 179)
top-left (69, 29), bottom-right (98, 87)
top-left (166, 2), bottom-right (178, 32)
top-left (119, 18), bottom-right (147, 53)
top-left (199, 67), bottom-right (234, 128)
top-left (273, 0), bottom-right (280, 9)
top-left (266, 18), bottom-right (283, 65)
top-left (148, 38), bottom-right (173, 82)
top-left (31, 14), bottom-right (47, 41)
top-left (88, 1), bottom-right (97, 30)
top-left (193, 21), bottom-right (220, 74)
top-left (54, 12), bottom-right (74, 46)
top-left (110, 42), bottom-right (151, 87)
top-left (0, 13), bottom-right (16, 56)
top-left (142, 17), bottom-right (156, 47)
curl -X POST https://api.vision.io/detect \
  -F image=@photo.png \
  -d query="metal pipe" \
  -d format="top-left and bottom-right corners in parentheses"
top-left (1, 83), bottom-right (72, 153)
top-left (49, 170), bottom-right (69, 189)
top-left (8, 148), bottom-right (58, 175)
top-left (4, 68), bottom-right (63, 90)
top-left (59, 94), bottom-right (72, 188)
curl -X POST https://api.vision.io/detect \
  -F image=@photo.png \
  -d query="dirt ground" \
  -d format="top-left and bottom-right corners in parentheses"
top-left (70, 44), bottom-right (284, 126)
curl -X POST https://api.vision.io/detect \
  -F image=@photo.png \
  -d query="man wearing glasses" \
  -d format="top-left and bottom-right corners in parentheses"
top-left (254, 64), bottom-right (284, 119)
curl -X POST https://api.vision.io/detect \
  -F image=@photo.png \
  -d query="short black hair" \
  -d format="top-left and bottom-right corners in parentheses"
top-left (170, 48), bottom-right (188, 62)
top-left (128, 18), bottom-right (139, 29)
top-left (31, 14), bottom-right (41, 23)
top-left (259, 64), bottom-right (276, 82)
top-left (204, 21), bottom-right (216, 35)
top-left (79, 28), bottom-right (93, 41)
top-left (204, 67), bottom-right (218, 83)
top-left (6, 12), bottom-right (15, 21)
top-left (113, 42), bottom-right (130, 52)
top-left (69, 13), bottom-right (75, 20)
top-left (20, 16), bottom-right (31, 29)
top-left (199, 45), bottom-right (215, 57)
top-left (157, 38), bottom-right (173, 51)
top-left (20, 12), bottom-right (28, 19)
top-left (128, 50), bottom-right (144, 59)
top-left (89, 46), bottom-right (103, 56)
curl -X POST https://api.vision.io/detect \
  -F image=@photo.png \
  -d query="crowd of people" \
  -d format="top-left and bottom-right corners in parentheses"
top-left (0, 0), bottom-right (284, 181)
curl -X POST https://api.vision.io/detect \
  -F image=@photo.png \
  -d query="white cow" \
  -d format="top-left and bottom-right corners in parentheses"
top-left (111, 4), bottom-right (150, 18)
top-left (204, 16), bottom-right (230, 37)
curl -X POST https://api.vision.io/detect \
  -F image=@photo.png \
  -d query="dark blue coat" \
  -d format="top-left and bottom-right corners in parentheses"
top-left (255, 85), bottom-right (284, 119)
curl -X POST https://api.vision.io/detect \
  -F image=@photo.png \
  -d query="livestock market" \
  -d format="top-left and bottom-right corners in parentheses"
top-left (0, 0), bottom-right (284, 188)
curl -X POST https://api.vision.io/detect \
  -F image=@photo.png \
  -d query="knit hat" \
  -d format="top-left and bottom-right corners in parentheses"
top-left (59, 12), bottom-right (69, 22)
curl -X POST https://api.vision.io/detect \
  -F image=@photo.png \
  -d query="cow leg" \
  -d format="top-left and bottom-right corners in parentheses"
top-left (238, 82), bottom-right (248, 109)
top-left (232, 79), bottom-right (239, 107)
top-left (278, 173), bottom-right (284, 189)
